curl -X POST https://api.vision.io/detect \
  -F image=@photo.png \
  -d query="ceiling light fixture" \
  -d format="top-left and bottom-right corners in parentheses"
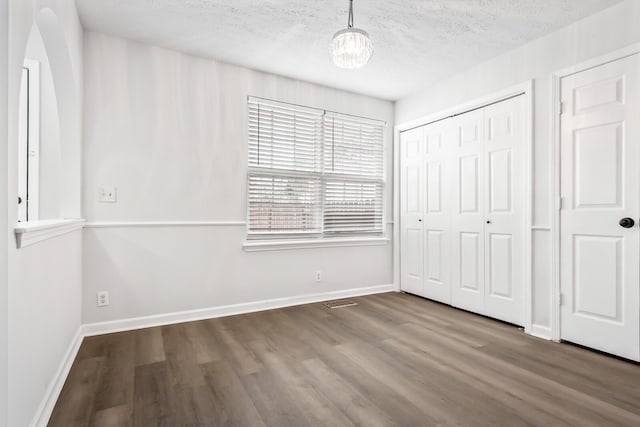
top-left (330, 0), bottom-right (372, 69)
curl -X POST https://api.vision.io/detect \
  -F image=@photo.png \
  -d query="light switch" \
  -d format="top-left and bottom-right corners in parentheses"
top-left (97, 186), bottom-right (117, 203)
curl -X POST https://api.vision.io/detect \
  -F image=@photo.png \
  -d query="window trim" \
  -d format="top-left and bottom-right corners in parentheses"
top-left (245, 96), bottom-right (387, 243)
top-left (242, 236), bottom-right (389, 252)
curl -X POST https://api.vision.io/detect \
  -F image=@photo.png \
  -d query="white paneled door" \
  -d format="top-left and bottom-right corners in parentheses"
top-left (400, 126), bottom-right (425, 296)
top-left (423, 122), bottom-right (452, 304)
top-left (483, 97), bottom-right (526, 325)
top-left (560, 54), bottom-right (640, 361)
top-left (400, 121), bottom-right (452, 303)
top-left (451, 109), bottom-right (486, 314)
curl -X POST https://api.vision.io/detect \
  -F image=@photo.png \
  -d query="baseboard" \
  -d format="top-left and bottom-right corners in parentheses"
top-left (83, 284), bottom-right (395, 336)
top-left (527, 324), bottom-right (553, 341)
top-left (30, 326), bottom-right (84, 427)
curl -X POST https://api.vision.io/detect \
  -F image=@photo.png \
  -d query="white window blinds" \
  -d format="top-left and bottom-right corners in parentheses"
top-left (323, 180), bottom-right (383, 235)
top-left (323, 114), bottom-right (384, 177)
top-left (322, 113), bottom-right (384, 235)
top-left (248, 99), bottom-right (323, 172)
top-left (247, 174), bottom-right (322, 235)
top-left (247, 97), bottom-right (385, 239)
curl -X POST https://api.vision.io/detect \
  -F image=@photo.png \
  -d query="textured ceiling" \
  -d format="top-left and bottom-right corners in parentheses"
top-left (75, 0), bottom-right (622, 100)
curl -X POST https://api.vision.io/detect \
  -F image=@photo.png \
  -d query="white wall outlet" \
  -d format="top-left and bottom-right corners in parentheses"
top-left (97, 186), bottom-right (117, 203)
top-left (315, 270), bottom-right (322, 282)
top-left (97, 291), bottom-right (110, 307)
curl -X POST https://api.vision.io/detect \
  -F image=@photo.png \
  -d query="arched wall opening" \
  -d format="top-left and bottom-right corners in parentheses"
top-left (17, 7), bottom-right (80, 222)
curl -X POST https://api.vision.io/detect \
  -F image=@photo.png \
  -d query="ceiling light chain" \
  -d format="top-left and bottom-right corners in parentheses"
top-left (330, 0), bottom-right (373, 69)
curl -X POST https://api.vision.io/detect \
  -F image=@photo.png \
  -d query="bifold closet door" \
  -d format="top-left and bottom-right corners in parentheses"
top-left (450, 96), bottom-right (526, 325)
top-left (451, 109), bottom-right (486, 314)
top-left (423, 122), bottom-right (452, 304)
top-left (400, 123), bottom-right (452, 302)
top-left (483, 96), bottom-right (526, 326)
top-left (400, 126), bottom-right (425, 296)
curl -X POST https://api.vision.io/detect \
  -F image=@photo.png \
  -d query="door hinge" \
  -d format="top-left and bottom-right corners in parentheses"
top-left (558, 196), bottom-right (564, 210)
top-left (559, 101), bottom-right (565, 115)
top-left (559, 293), bottom-right (565, 306)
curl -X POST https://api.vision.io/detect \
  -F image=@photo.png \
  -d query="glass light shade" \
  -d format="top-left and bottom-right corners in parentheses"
top-left (330, 28), bottom-right (372, 69)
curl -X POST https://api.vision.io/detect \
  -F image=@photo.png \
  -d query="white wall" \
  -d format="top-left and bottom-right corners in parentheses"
top-left (6, 1), bottom-right (83, 426)
top-left (395, 0), bottom-right (640, 335)
top-left (9, 232), bottom-right (82, 425)
top-left (82, 32), bottom-right (395, 325)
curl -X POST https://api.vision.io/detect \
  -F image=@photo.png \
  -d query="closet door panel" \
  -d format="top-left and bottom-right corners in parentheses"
top-left (488, 233), bottom-right (513, 297)
top-left (483, 95), bottom-right (526, 325)
top-left (460, 231), bottom-right (481, 290)
top-left (451, 109), bottom-right (485, 313)
top-left (423, 122), bottom-right (452, 303)
top-left (460, 156), bottom-right (480, 212)
top-left (400, 126), bottom-right (425, 295)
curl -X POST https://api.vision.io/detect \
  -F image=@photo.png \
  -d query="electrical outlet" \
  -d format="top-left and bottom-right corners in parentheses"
top-left (315, 270), bottom-right (322, 282)
top-left (97, 186), bottom-right (117, 203)
top-left (97, 291), bottom-right (110, 307)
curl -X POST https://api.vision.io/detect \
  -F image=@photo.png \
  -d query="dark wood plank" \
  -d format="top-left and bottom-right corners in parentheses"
top-left (89, 405), bottom-right (131, 427)
top-left (132, 361), bottom-right (174, 427)
top-left (160, 324), bottom-right (206, 388)
top-left (200, 359), bottom-right (266, 426)
top-left (92, 332), bottom-right (136, 412)
top-left (47, 357), bottom-right (103, 427)
top-left (134, 327), bottom-right (165, 367)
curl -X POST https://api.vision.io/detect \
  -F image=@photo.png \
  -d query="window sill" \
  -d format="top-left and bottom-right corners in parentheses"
top-left (15, 219), bottom-right (85, 248)
top-left (243, 236), bottom-right (389, 252)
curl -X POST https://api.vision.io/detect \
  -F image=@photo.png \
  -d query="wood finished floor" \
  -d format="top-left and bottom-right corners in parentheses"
top-left (49, 292), bottom-right (640, 427)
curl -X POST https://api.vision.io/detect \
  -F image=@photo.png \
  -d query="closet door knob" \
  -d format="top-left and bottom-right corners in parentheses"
top-left (486, 220), bottom-right (491, 224)
top-left (418, 219), bottom-right (422, 222)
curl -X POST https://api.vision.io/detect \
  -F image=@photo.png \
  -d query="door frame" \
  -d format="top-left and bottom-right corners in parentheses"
top-left (550, 43), bottom-right (640, 342)
top-left (393, 80), bottom-right (534, 332)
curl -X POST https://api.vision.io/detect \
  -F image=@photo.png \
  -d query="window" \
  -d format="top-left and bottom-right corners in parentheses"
top-left (247, 97), bottom-right (385, 240)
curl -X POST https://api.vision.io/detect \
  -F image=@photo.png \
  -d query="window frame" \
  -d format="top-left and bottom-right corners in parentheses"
top-left (245, 96), bottom-right (387, 246)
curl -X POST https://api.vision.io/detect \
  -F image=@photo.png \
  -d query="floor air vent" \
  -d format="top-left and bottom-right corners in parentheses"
top-left (324, 300), bottom-right (358, 309)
